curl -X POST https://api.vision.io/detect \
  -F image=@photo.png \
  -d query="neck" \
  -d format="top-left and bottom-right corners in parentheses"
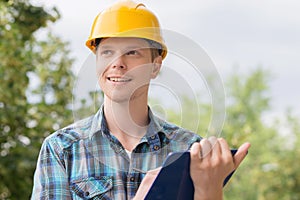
top-left (103, 95), bottom-right (149, 151)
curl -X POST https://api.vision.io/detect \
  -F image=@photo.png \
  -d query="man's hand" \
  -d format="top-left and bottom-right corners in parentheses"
top-left (190, 137), bottom-right (251, 200)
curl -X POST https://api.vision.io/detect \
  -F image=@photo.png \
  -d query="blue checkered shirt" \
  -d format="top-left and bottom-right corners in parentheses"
top-left (31, 107), bottom-right (201, 199)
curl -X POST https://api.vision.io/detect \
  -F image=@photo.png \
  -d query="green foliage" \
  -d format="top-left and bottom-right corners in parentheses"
top-left (0, 0), bottom-right (74, 199)
top-left (263, 111), bottom-right (300, 200)
top-left (222, 68), bottom-right (279, 199)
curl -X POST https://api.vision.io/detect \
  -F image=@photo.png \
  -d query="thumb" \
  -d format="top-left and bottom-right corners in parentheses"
top-left (233, 142), bottom-right (251, 169)
top-left (146, 167), bottom-right (162, 176)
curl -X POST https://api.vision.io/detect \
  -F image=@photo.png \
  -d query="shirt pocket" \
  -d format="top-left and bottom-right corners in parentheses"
top-left (70, 176), bottom-right (113, 199)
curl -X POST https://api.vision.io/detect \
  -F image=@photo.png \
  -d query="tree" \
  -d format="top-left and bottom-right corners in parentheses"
top-left (0, 0), bottom-right (74, 198)
top-left (222, 68), bottom-right (279, 199)
top-left (262, 111), bottom-right (300, 199)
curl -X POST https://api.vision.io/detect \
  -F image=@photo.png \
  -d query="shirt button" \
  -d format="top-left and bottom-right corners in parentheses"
top-left (154, 145), bottom-right (160, 150)
top-left (130, 177), bottom-right (135, 182)
top-left (151, 135), bottom-right (156, 139)
top-left (85, 191), bottom-right (90, 196)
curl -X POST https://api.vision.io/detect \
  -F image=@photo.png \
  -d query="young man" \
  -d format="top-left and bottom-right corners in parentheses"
top-left (31, 1), bottom-right (250, 199)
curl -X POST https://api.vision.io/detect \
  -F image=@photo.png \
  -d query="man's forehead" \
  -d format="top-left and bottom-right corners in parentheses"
top-left (99, 37), bottom-right (150, 48)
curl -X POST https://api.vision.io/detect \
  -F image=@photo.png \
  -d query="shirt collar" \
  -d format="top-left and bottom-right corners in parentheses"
top-left (89, 105), bottom-right (173, 144)
top-left (89, 105), bottom-right (105, 140)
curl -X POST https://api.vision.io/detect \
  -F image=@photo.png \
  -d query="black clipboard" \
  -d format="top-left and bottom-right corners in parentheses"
top-left (145, 149), bottom-right (239, 200)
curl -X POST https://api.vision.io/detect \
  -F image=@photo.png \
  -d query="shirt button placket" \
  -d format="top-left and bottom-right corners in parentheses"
top-left (130, 176), bottom-right (135, 182)
top-left (153, 145), bottom-right (159, 150)
top-left (84, 191), bottom-right (90, 197)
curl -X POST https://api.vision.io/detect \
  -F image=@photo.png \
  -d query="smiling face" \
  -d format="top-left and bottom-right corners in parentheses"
top-left (96, 37), bottom-right (162, 103)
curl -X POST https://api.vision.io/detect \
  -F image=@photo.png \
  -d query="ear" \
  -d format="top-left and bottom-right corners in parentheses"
top-left (151, 56), bottom-right (162, 79)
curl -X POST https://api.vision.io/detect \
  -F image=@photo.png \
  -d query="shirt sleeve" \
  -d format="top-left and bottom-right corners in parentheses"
top-left (31, 137), bottom-right (72, 199)
top-left (188, 134), bottom-right (202, 149)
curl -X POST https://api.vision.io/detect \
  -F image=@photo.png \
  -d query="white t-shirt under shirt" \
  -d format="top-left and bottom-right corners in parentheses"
top-left (125, 149), bottom-right (132, 159)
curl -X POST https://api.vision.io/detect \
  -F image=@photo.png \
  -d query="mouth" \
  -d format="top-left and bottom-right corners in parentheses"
top-left (107, 76), bottom-right (132, 83)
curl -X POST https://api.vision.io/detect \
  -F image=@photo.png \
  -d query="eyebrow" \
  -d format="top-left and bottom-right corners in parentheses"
top-left (98, 45), bottom-right (113, 50)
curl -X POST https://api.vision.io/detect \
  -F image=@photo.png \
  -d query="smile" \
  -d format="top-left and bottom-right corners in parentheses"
top-left (107, 77), bottom-right (132, 82)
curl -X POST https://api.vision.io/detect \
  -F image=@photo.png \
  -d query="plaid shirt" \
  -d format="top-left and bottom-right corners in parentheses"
top-left (31, 107), bottom-right (201, 199)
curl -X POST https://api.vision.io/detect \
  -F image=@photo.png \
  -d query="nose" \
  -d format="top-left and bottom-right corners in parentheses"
top-left (111, 54), bottom-right (127, 70)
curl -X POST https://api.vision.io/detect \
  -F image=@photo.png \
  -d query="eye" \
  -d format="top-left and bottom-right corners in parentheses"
top-left (125, 50), bottom-right (139, 56)
top-left (100, 50), bottom-right (113, 57)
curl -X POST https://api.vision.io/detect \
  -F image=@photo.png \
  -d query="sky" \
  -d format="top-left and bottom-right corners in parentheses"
top-left (40, 0), bottom-right (300, 121)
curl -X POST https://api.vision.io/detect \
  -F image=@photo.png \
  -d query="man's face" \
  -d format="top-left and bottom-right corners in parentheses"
top-left (96, 37), bottom-right (161, 103)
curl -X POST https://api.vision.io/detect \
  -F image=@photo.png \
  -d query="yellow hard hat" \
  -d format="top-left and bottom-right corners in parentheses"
top-left (85, 0), bottom-right (167, 59)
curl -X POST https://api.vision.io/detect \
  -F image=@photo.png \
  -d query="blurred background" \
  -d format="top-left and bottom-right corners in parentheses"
top-left (0, 0), bottom-right (299, 199)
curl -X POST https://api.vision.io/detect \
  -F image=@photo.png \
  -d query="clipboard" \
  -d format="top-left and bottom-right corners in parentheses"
top-left (145, 149), bottom-right (239, 200)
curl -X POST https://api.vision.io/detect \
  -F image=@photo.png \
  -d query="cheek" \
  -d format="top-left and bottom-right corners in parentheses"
top-left (96, 66), bottom-right (104, 78)
top-left (130, 64), bottom-right (153, 83)
top-left (96, 54), bottom-right (109, 73)
top-left (96, 65), bottom-right (107, 89)
top-left (97, 74), bottom-right (106, 91)
top-left (96, 59), bottom-right (108, 78)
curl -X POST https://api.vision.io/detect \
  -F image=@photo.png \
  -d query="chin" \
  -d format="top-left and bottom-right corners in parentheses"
top-left (111, 96), bottom-right (131, 104)
top-left (105, 93), bottom-right (132, 104)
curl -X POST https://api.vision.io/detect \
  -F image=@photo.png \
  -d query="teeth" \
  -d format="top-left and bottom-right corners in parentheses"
top-left (109, 77), bottom-right (131, 82)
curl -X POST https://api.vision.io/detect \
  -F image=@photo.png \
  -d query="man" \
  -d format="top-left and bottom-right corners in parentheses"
top-left (31, 1), bottom-right (250, 199)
